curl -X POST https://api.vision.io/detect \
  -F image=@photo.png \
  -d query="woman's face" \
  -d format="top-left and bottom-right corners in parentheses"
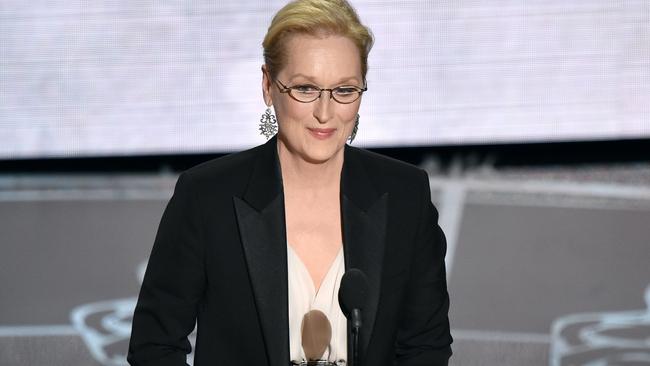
top-left (262, 34), bottom-right (363, 164)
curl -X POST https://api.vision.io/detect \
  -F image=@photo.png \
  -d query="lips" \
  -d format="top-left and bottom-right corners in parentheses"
top-left (308, 128), bottom-right (336, 139)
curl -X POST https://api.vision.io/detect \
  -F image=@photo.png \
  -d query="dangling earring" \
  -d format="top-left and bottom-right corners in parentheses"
top-left (348, 114), bottom-right (360, 143)
top-left (259, 107), bottom-right (277, 139)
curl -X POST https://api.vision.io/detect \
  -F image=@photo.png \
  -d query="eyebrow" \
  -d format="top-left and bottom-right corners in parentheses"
top-left (287, 73), bottom-right (361, 85)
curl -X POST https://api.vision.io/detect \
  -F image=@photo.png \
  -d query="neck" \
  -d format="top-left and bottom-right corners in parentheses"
top-left (277, 139), bottom-right (344, 191)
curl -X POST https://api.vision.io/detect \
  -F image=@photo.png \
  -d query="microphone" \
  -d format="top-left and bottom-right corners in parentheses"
top-left (301, 309), bottom-right (332, 361)
top-left (338, 269), bottom-right (368, 366)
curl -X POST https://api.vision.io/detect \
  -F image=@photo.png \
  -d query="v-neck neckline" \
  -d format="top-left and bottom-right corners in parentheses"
top-left (288, 245), bottom-right (343, 296)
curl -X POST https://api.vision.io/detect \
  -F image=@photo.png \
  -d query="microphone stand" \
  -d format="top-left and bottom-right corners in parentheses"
top-left (351, 309), bottom-right (361, 366)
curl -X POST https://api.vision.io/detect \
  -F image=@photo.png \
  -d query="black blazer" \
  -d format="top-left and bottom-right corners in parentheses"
top-left (128, 136), bottom-right (452, 366)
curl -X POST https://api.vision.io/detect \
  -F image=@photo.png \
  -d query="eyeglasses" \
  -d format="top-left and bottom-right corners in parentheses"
top-left (274, 79), bottom-right (367, 104)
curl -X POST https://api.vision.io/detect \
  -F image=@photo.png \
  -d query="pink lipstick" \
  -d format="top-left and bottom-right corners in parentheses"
top-left (308, 128), bottom-right (336, 140)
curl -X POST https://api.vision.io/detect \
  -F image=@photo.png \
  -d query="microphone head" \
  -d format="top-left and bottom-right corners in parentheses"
top-left (301, 309), bottom-right (332, 361)
top-left (338, 268), bottom-right (369, 317)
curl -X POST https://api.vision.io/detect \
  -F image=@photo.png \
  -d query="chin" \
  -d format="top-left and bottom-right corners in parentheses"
top-left (300, 142), bottom-right (344, 164)
top-left (278, 131), bottom-right (346, 164)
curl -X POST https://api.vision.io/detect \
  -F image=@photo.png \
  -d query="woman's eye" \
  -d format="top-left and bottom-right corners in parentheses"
top-left (294, 85), bottom-right (319, 93)
top-left (334, 87), bottom-right (358, 95)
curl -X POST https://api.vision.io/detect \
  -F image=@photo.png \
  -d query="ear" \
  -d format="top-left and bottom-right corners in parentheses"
top-left (261, 64), bottom-right (272, 107)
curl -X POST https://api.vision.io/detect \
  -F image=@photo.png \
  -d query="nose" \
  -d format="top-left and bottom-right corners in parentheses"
top-left (313, 91), bottom-right (335, 124)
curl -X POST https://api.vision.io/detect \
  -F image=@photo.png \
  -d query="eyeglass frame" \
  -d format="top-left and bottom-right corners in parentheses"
top-left (273, 78), bottom-right (368, 104)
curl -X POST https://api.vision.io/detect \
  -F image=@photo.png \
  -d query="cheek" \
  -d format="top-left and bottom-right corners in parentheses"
top-left (275, 99), bottom-right (310, 125)
top-left (341, 106), bottom-right (359, 125)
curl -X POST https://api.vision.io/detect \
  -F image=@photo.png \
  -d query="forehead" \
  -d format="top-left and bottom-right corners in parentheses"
top-left (279, 34), bottom-right (362, 83)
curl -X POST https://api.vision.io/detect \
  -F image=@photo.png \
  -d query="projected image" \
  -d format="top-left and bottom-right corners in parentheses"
top-left (70, 261), bottom-right (196, 366)
top-left (1, 0), bottom-right (649, 158)
top-left (550, 285), bottom-right (650, 365)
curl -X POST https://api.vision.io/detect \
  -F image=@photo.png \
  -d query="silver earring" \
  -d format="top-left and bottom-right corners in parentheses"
top-left (259, 107), bottom-right (277, 139)
top-left (348, 114), bottom-right (359, 143)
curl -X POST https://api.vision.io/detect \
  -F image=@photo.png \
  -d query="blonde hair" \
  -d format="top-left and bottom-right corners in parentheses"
top-left (262, 0), bottom-right (374, 80)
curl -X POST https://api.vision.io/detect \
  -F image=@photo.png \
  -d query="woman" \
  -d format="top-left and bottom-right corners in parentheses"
top-left (127, 0), bottom-right (452, 365)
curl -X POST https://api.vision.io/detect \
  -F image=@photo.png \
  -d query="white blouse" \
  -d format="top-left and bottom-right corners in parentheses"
top-left (287, 244), bottom-right (348, 364)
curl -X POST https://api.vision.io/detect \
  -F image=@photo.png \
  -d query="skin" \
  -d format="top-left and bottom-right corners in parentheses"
top-left (261, 33), bottom-right (364, 291)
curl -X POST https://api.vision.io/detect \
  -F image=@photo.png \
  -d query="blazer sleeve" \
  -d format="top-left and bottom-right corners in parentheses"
top-left (128, 173), bottom-right (206, 366)
top-left (394, 169), bottom-right (453, 366)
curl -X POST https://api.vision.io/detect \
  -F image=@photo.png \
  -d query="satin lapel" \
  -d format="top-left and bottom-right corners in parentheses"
top-left (233, 136), bottom-right (289, 366)
top-left (341, 146), bottom-right (388, 362)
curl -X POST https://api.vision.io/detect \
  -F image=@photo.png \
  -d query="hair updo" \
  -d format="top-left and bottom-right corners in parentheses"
top-left (262, 0), bottom-right (374, 81)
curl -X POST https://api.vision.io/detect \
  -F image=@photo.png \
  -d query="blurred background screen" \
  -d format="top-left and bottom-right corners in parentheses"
top-left (2, 0), bottom-right (649, 159)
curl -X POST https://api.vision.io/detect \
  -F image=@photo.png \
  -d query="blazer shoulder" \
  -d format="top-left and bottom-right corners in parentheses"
top-left (349, 146), bottom-right (428, 187)
top-left (175, 143), bottom-right (264, 193)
